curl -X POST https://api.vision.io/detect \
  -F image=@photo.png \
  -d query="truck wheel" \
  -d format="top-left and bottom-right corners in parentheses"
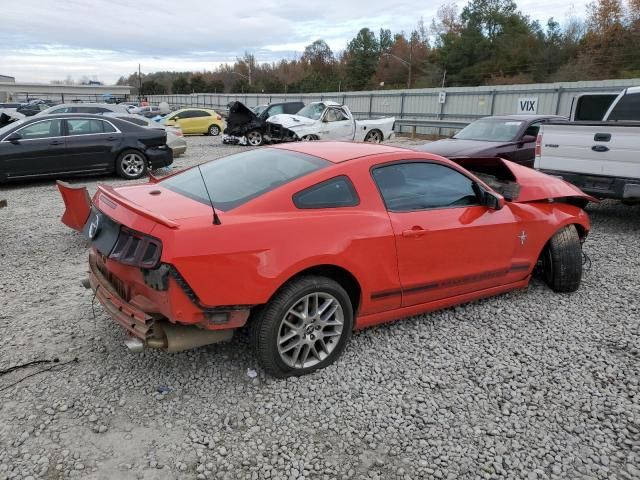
top-left (246, 130), bottom-right (263, 146)
top-left (250, 276), bottom-right (353, 377)
top-left (542, 225), bottom-right (583, 293)
top-left (115, 150), bottom-right (147, 180)
top-left (364, 129), bottom-right (383, 143)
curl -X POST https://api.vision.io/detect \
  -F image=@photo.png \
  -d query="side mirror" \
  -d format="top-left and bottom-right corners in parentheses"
top-left (321, 117), bottom-right (328, 123)
top-left (171, 116), bottom-right (179, 121)
top-left (484, 190), bottom-right (505, 210)
top-left (521, 134), bottom-right (536, 143)
top-left (6, 132), bottom-right (22, 143)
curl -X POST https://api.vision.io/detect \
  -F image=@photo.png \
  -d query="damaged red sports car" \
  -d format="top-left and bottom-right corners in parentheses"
top-left (58, 142), bottom-right (594, 377)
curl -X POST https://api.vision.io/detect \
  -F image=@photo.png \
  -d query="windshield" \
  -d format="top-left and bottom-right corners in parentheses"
top-left (162, 149), bottom-right (329, 211)
top-left (296, 103), bottom-right (325, 120)
top-left (253, 105), bottom-right (267, 116)
top-left (454, 119), bottom-right (524, 142)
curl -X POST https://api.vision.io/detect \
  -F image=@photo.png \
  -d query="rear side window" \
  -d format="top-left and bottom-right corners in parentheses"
top-left (293, 176), bottom-right (359, 209)
top-left (118, 116), bottom-right (147, 126)
top-left (191, 110), bottom-right (210, 118)
top-left (607, 94), bottom-right (640, 121)
top-left (67, 119), bottom-right (116, 135)
top-left (163, 149), bottom-right (329, 211)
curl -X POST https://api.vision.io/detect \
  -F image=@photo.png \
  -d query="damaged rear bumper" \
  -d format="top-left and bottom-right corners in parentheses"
top-left (87, 252), bottom-right (250, 352)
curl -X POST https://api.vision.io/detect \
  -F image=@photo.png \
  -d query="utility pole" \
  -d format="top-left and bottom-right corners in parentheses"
top-left (138, 63), bottom-right (142, 100)
top-left (408, 37), bottom-right (413, 89)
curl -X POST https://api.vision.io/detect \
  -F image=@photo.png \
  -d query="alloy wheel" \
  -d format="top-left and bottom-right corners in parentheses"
top-left (247, 130), bottom-right (263, 146)
top-left (276, 292), bottom-right (344, 369)
top-left (121, 153), bottom-right (145, 177)
top-left (365, 130), bottom-right (383, 143)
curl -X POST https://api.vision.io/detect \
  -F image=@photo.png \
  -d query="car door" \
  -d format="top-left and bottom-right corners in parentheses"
top-left (503, 121), bottom-right (543, 166)
top-left (190, 110), bottom-right (212, 134)
top-left (171, 111), bottom-right (195, 133)
top-left (0, 118), bottom-right (67, 178)
top-left (63, 118), bottom-right (120, 172)
top-left (318, 108), bottom-right (354, 140)
top-left (371, 160), bottom-right (522, 307)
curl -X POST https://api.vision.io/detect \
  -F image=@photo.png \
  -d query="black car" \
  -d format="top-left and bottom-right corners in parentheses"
top-left (0, 114), bottom-right (172, 182)
top-left (417, 115), bottom-right (565, 167)
top-left (16, 100), bottom-right (57, 117)
top-left (223, 101), bottom-right (304, 146)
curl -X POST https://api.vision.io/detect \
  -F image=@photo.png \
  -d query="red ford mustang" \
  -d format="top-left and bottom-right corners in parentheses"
top-left (58, 142), bottom-right (594, 377)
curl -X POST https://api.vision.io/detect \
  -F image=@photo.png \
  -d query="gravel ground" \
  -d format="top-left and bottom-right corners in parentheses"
top-left (0, 135), bottom-right (638, 480)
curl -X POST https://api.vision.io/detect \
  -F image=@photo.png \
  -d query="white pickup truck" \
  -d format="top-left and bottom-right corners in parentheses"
top-left (265, 101), bottom-right (395, 143)
top-left (535, 87), bottom-right (640, 201)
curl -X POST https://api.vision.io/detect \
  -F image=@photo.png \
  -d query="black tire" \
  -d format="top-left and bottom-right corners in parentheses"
top-left (115, 150), bottom-right (147, 180)
top-left (208, 124), bottom-right (221, 136)
top-left (250, 276), bottom-right (353, 377)
top-left (542, 225), bottom-right (583, 293)
top-left (301, 134), bottom-right (318, 141)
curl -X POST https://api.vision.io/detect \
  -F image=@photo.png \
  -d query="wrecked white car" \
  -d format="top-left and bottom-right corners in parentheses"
top-left (265, 101), bottom-right (395, 143)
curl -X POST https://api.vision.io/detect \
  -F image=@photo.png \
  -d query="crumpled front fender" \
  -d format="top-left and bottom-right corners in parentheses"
top-left (56, 180), bottom-right (91, 231)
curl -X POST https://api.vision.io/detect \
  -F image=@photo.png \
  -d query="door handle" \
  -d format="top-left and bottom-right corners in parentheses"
top-left (591, 145), bottom-right (609, 152)
top-left (402, 226), bottom-right (428, 238)
top-left (594, 133), bottom-right (611, 142)
top-left (106, 136), bottom-right (118, 141)
top-left (49, 140), bottom-right (63, 146)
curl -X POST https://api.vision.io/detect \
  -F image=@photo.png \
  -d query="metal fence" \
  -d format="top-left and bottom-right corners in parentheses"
top-left (148, 78), bottom-right (640, 136)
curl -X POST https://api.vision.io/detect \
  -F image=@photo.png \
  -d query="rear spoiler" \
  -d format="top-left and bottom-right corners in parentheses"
top-left (57, 180), bottom-right (179, 232)
top-left (96, 185), bottom-right (179, 229)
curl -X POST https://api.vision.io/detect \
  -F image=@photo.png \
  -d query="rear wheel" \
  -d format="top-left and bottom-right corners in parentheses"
top-left (301, 135), bottom-right (319, 141)
top-left (364, 129), bottom-right (383, 143)
top-left (208, 124), bottom-right (221, 136)
top-left (542, 225), bottom-right (583, 292)
top-left (246, 130), bottom-right (263, 146)
top-left (250, 276), bottom-right (353, 377)
top-left (115, 150), bottom-right (147, 180)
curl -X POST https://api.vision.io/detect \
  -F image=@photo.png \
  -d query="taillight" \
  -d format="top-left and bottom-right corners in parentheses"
top-left (535, 133), bottom-right (542, 157)
top-left (216, 114), bottom-right (222, 120)
top-left (109, 227), bottom-right (162, 269)
top-left (174, 130), bottom-right (183, 136)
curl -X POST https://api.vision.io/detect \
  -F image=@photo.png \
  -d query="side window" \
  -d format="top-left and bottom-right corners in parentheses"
top-left (16, 119), bottom-right (62, 140)
top-left (268, 105), bottom-right (284, 116)
top-left (293, 176), bottom-right (359, 209)
top-left (372, 162), bottom-right (479, 211)
top-left (118, 116), bottom-right (147, 126)
top-left (192, 110), bottom-right (210, 118)
top-left (523, 121), bottom-right (542, 138)
top-left (325, 109), bottom-right (347, 122)
top-left (176, 111), bottom-right (193, 119)
top-left (66, 119), bottom-right (115, 135)
top-left (51, 107), bottom-right (70, 114)
top-left (607, 94), bottom-right (640, 121)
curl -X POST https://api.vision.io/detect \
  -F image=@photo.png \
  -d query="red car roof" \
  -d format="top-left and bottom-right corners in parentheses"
top-left (269, 141), bottom-right (409, 163)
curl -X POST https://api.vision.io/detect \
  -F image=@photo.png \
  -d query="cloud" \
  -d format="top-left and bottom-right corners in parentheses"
top-left (0, 0), bottom-right (588, 83)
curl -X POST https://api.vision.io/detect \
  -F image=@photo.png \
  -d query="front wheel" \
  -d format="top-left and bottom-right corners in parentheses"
top-left (208, 124), bottom-right (221, 136)
top-left (246, 130), bottom-right (263, 146)
top-left (115, 150), bottom-right (147, 180)
top-left (250, 276), bottom-right (353, 377)
top-left (542, 225), bottom-right (583, 293)
top-left (301, 135), bottom-right (319, 141)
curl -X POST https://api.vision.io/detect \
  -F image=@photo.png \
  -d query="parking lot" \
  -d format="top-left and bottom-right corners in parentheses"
top-left (0, 135), bottom-right (639, 480)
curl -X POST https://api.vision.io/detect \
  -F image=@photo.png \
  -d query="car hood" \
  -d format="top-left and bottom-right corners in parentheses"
top-left (267, 114), bottom-right (317, 129)
top-left (453, 157), bottom-right (598, 204)
top-left (418, 138), bottom-right (507, 157)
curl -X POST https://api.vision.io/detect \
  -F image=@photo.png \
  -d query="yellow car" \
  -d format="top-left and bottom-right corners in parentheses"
top-left (163, 108), bottom-right (225, 136)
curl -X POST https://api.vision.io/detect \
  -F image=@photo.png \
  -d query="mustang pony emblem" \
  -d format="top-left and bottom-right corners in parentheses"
top-left (88, 214), bottom-right (101, 239)
top-left (518, 230), bottom-right (528, 246)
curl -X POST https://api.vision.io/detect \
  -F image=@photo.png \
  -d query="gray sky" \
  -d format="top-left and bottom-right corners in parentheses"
top-left (1, 0), bottom-right (588, 84)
